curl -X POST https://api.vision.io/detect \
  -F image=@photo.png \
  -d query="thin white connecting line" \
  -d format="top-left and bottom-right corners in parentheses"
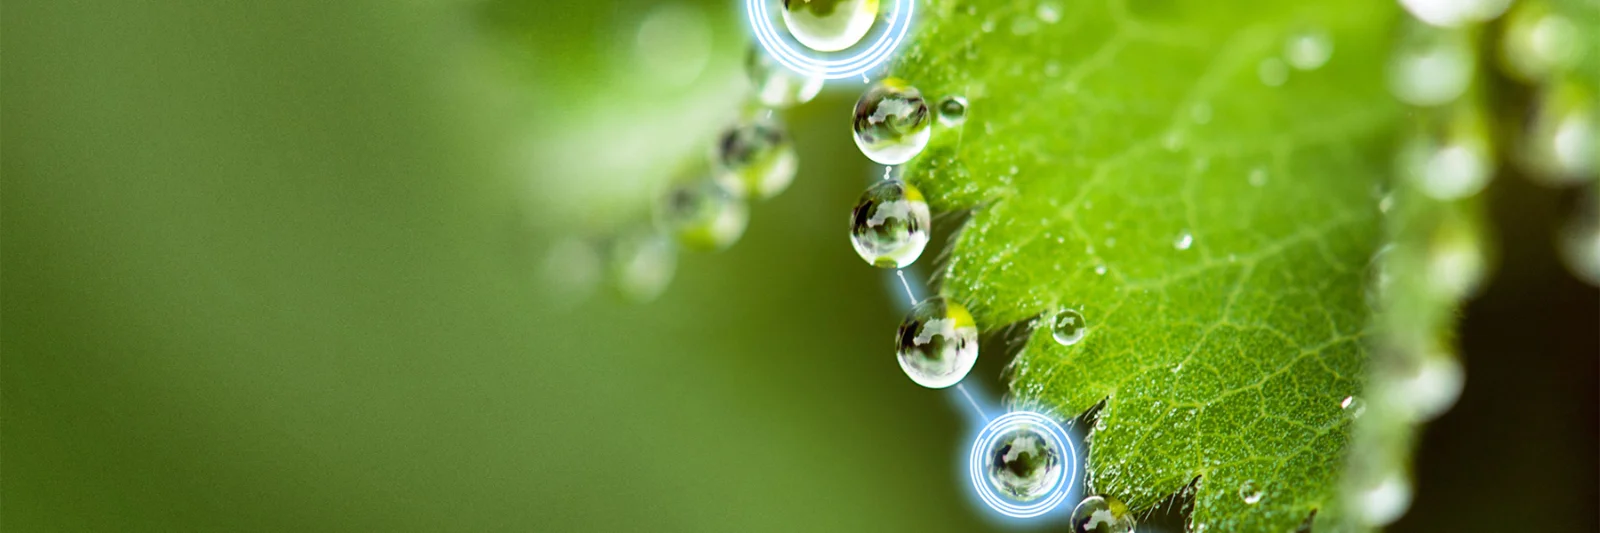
top-left (882, 166), bottom-right (893, 180)
top-left (895, 269), bottom-right (917, 304)
top-left (956, 383), bottom-right (990, 422)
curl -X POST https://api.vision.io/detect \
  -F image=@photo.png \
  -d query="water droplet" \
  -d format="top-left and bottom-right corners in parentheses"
top-left (1190, 102), bottom-right (1213, 124)
top-left (1558, 196), bottom-right (1600, 286)
top-left (745, 45), bottom-right (824, 108)
top-left (985, 422), bottom-right (1063, 501)
top-left (850, 179), bottom-right (931, 268)
top-left (541, 236), bottom-right (603, 304)
top-left (896, 297), bottom-right (979, 389)
top-left (1174, 231), bottom-right (1194, 250)
top-left (1248, 167), bottom-right (1269, 187)
top-left (1426, 212), bottom-right (1489, 299)
top-left (1341, 395), bottom-right (1367, 418)
top-left (1070, 495), bottom-right (1136, 533)
top-left (713, 117), bottom-right (799, 200)
top-left (1238, 480), bottom-right (1263, 504)
top-left (1521, 82), bottom-right (1598, 183)
top-left (1399, 0), bottom-right (1512, 28)
top-left (1094, 264), bottom-right (1107, 275)
top-left (1366, 244), bottom-right (1394, 309)
top-left (1499, 1), bottom-right (1584, 83)
top-left (1389, 26), bottom-right (1475, 107)
top-left (937, 95), bottom-right (969, 127)
top-left (1355, 473), bottom-right (1413, 526)
top-left (657, 180), bottom-right (749, 251)
top-left (1051, 308), bottom-right (1088, 346)
top-left (634, 3), bottom-right (712, 87)
top-left (608, 230), bottom-right (677, 303)
top-left (853, 79), bottom-right (933, 165)
top-left (781, 0), bottom-right (879, 52)
top-left (1397, 137), bottom-right (1492, 201)
top-left (1257, 58), bottom-right (1289, 87)
top-left (1284, 28), bottom-right (1334, 71)
top-left (1036, 1), bottom-right (1062, 23)
top-left (1391, 354), bottom-right (1464, 422)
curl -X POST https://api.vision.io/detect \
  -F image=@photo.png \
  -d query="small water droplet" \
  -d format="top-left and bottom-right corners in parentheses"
top-left (1558, 196), bottom-right (1600, 286)
top-left (1071, 495), bottom-right (1136, 533)
top-left (1037, 1), bottom-right (1062, 23)
top-left (607, 229), bottom-right (677, 303)
top-left (896, 297), bottom-right (980, 389)
top-left (745, 45), bottom-right (823, 108)
top-left (1190, 102), bottom-right (1213, 124)
top-left (1389, 25), bottom-right (1475, 107)
top-left (937, 95), bottom-right (969, 126)
top-left (781, 0), bottom-right (879, 52)
top-left (1257, 57), bottom-right (1289, 86)
top-left (1238, 480), bottom-right (1264, 504)
top-left (981, 17), bottom-right (996, 33)
top-left (1248, 167), bottom-right (1268, 187)
top-left (1522, 82), bottom-right (1598, 183)
top-left (541, 236), bottom-right (602, 304)
top-left (714, 117), bottom-right (799, 199)
top-left (1391, 354), bottom-right (1464, 422)
top-left (1051, 308), bottom-right (1088, 346)
top-left (850, 179), bottom-right (931, 268)
top-left (1284, 28), bottom-right (1334, 71)
top-left (634, 3), bottom-right (712, 87)
top-left (1341, 395), bottom-right (1366, 418)
top-left (853, 79), bottom-right (933, 165)
top-left (1399, 0), bottom-right (1512, 28)
top-left (985, 422), bottom-right (1064, 501)
top-left (657, 179), bottom-right (749, 251)
top-left (1174, 231), bottom-right (1194, 250)
top-left (1426, 213), bottom-right (1488, 299)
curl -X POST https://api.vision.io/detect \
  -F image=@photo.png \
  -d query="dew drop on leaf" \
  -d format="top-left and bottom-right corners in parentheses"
top-left (1238, 479), bottom-right (1264, 504)
top-left (985, 423), bottom-right (1063, 501)
top-left (1070, 495), bottom-right (1136, 533)
top-left (1051, 308), bottom-right (1088, 346)
top-left (1341, 395), bottom-right (1366, 419)
top-left (1396, 104), bottom-right (1492, 201)
top-left (1390, 354), bottom-right (1464, 422)
top-left (1388, 25), bottom-right (1475, 107)
top-left (1036, 1), bottom-right (1062, 24)
top-left (1174, 231), bottom-right (1194, 250)
top-left (895, 296), bottom-right (980, 389)
top-left (937, 95), bottom-right (969, 127)
top-left (1399, 0), bottom-right (1512, 28)
top-left (607, 230), bottom-right (677, 303)
top-left (745, 45), bottom-right (823, 108)
top-left (781, 0), bottom-right (879, 52)
top-left (1521, 81), bottom-right (1598, 183)
top-left (1284, 27), bottom-right (1334, 71)
top-left (656, 180), bottom-right (749, 251)
top-left (1498, 0), bottom-right (1583, 83)
top-left (850, 179), bottom-right (931, 268)
top-left (853, 79), bottom-right (933, 165)
top-left (713, 117), bottom-right (799, 200)
top-left (1354, 472), bottom-right (1413, 526)
top-left (1558, 196), bottom-right (1600, 286)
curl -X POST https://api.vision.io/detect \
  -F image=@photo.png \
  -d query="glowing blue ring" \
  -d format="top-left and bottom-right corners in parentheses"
top-left (745, 0), bottom-right (914, 79)
top-left (967, 411), bottom-right (1078, 518)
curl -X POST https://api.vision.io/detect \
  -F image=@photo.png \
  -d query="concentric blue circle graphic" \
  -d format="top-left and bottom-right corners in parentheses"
top-left (967, 411), bottom-right (1078, 518)
top-left (744, 0), bottom-right (915, 80)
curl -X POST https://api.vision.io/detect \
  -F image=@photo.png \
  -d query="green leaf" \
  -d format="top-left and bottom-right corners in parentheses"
top-left (888, 0), bottom-right (1399, 530)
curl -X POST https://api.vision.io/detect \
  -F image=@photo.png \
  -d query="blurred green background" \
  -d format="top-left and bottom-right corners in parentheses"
top-left (3, 0), bottom-right (1594, 531)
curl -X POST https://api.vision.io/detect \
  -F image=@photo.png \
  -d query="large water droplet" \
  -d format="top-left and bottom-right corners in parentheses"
top-left (850, 179), bottom-right (931, 268)
top-left (1389, 26), bottom-right (1475, 107)
top-left (985, 423), bottom-right (1063, 501)
top-left (1499, 1), bottom-right (1584, 83)
top-left (896, 297), bottom-right (979, 389)
top-left (937, 95), bottom-right (969, 127)
top-left (1284, 28), bottom-right (1334, 71)
top-left (657, 180), bottom-right (749, 251)
top-left (1399, 0), bottom-right (1512, 28)
top-left (1521, 82), bottom-right (1598, 183)
top-left (1051, 308), bottom-right (1088, 346)
top-left (1355, 472), bottom-right (1413, 526)
top-left (1238, 479), bottom-right (1264, 504)
top-left (745, 45), bottom-right (824, 108)
top-left (853, 79), bottom-right (933, 165)
top-left (782, 0), bottom-right (880, 52)
top-left (714, 117), bottom-right (799, 199)
top-left (1558, 196), bottom-right (1600, 286)
top-left (1396, 105), bottom-right (1493, 201)
top-left (1395, 353), bottom-right (1465, 422)
top-left (1070, 495), bottom-right (1136, 533)
top-left (608, 230), bottom-right (677, 303)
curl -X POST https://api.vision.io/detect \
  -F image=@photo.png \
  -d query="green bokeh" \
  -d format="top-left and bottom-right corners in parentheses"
top-left (2, 1), bottom-right (989, 530)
